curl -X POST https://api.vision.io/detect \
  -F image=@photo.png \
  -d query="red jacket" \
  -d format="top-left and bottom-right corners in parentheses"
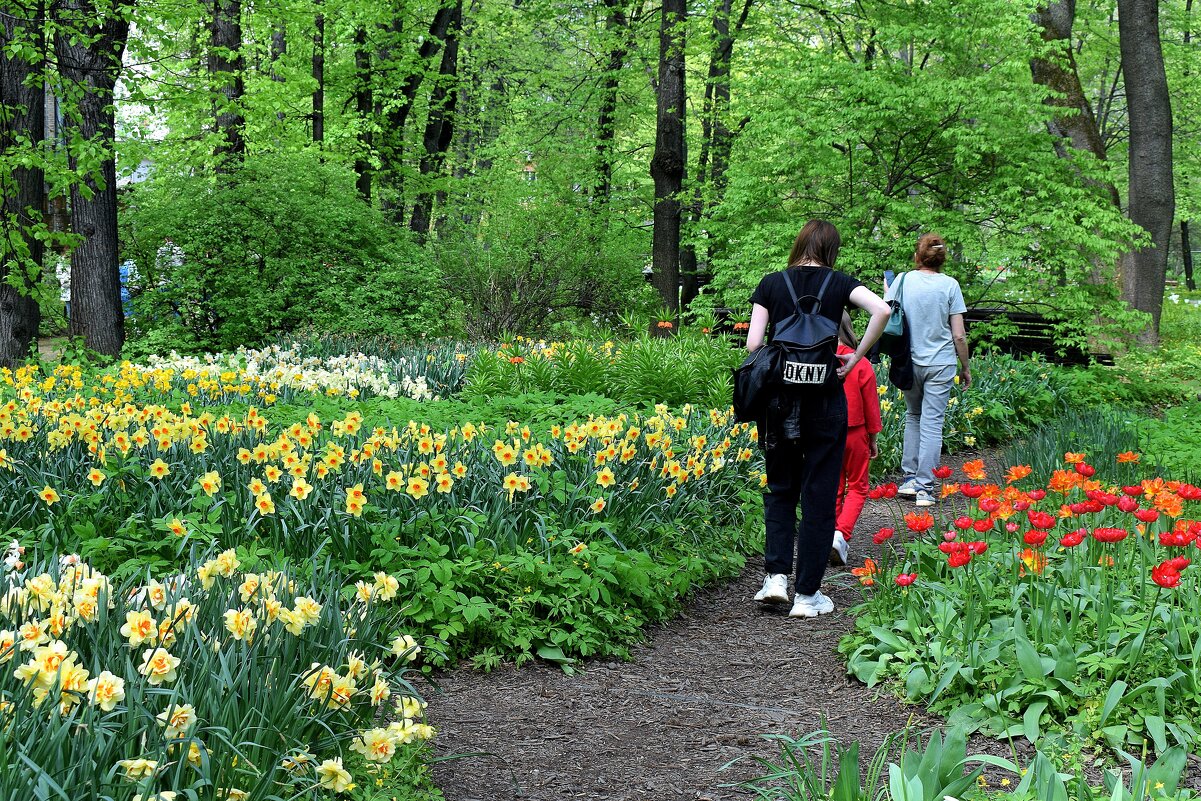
top-left (838, 344), bottom-right (882, 433)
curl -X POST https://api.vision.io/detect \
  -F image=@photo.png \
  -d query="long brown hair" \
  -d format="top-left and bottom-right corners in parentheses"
top-left (914, 233), bottom-right (947, 271)
top-left (788, 219), bottom-right (841, 268)
top-left (838, 311), bottom-right (859, 349)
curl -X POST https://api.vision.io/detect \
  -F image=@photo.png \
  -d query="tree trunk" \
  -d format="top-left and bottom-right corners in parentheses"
top-left (54, 0), bottom-right (131, 357)
top-left (1183, 221), bottom-right (1196, 291)
top-left (354, 27), bottom-right (372, 200)
top-left (209, 0), bottom-right (245, 170)
top-left (650, 0), bottom-right (687, 314)
top-left (378, 5), bottom-right (458, 223)
top-left (270, 23), bottom-right (286, 121)
top-left (0, 0), bottom-right (45, 367)
top-left (313, 4), bottom-right (324, 145)
top-left (1181, 0), bottom-right (1194, 291)
top-left (409, 0), bottom-right (462, 240)
top-left (595, 0), bottom-right (630, 202)
top-left (1117, 0), bottom-right (1174, 343)
top-left (1030, 0), bottom-right (1120, 207)
top-left (680, 0), bottom-right (750, 308)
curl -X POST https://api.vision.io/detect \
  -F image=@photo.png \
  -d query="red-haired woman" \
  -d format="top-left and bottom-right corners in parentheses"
top-left (745, 219), bottom-right (890, 618)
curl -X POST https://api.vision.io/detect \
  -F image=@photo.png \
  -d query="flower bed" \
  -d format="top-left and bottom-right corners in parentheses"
top-left (842, 437), bottom-right (1201, 757)
top-left (0, 554), bottom-right (429, 799)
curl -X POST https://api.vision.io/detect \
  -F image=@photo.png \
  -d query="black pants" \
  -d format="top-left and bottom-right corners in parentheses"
top-left (762, 390), bottom-right (848, 595)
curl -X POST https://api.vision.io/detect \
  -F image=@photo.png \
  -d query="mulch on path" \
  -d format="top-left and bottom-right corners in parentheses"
top-left (423, 472), bottom-right (962, 800)
top-left (422, 450), bottom-right (1195, 800)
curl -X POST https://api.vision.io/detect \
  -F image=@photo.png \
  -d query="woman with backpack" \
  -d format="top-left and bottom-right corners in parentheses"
top-left (746, 219), bottom-right (891, 618)
top-left (885, 233), bottom-right (971, 509)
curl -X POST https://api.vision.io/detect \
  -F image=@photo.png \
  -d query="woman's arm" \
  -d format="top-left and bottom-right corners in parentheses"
top-left (949, 313), bottom-right (971, 388)
top-left (746, 303), bottom-right (770, 352)
top-left (837, 286), bottom-right (891, 378)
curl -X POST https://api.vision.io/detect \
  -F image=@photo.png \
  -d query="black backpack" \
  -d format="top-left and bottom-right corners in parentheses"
top-left (731, 270), bottom-right (839, 423)
top-left (772, 269), bottom-right (840, 391)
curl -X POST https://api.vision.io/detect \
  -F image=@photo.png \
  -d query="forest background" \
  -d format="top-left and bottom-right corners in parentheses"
top-left (0, 0), bottom-right (1197, 361)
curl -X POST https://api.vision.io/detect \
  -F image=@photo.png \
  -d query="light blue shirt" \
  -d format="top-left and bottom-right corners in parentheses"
top-left (884, 271), bottom-right (966, 367)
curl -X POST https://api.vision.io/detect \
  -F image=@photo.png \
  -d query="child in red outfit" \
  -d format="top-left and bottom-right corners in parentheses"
top-left (831, 317), bottom-right (883, 565)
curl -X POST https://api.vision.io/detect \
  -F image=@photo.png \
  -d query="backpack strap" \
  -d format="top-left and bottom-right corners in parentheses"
top-left (782, 268), bottom-right (834, 313)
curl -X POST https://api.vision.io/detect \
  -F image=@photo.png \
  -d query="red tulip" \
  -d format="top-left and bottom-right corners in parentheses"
top-left (905, 512), bottom-right (935, 533)
top-left (1013, 500), bottom-right (1031, 512)
top-left (895, 572), bottom-right (918, 586)
top-left (960, 484), bottom-right (986, 499)
top-left (954, 516), bottom-right (973, 530)
top-left (1060, 529), bottom-right (1086, 547)
top-left (872, 527), bottom-right (896, 545)
top-left (1023, 530), bottom-right (1048, 547)
top-left (1167, 556), bottom-right (1192, 572)
top-left (1092, 527), bottom-right (1129, 544)
top-left (1134, 508), bottom-right (1160, 523)
top-left (882, 483), bottom-right (899, 499)
top-left (972, 518), bottom-right (993, 533)
top-left (1178, 485), bottom-right (1201, 501)
top-left (943, 531), bottom-right (958, 541)
top-left (979, 497), bottom-right (1001, 514)
top-left (1117, 496), bottom-right (1139, 513)
top-left (868, 486), bottom-right (885, 500)
top-left (968, 541), bottom-right (989, 555)
top-left (1027, 489), bottom-right (1047, 501)
top-left (1027, 510), bottom-right (1057, 530)
top-left (1122, 485), bottom-right (1144, 497)
top-left (933, 466), bottom-right (954, 480)
top-left (1152, 561), bottom-right (1182, 588)
top-left (1074, 462), bottom-right (1096, 477)
top-left (948, 551), bottom-right (973, 568)
top-left (1005, 522), bottom-right (1019, 533)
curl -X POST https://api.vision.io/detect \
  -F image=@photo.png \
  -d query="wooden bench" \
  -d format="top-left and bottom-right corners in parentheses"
top-left (963, 304), bottom-right (1113, 366)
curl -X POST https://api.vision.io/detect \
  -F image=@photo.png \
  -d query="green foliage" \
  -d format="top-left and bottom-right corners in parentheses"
top-left (120, 152), bottom-right (446, 352)
top-left (433, 174), bottom-right (652, 339)
top-left (1140, 403), bottom-right (1201, 482)
top-left (842, 411), bottom-right (1201, 766)
top-left (735, 728), bottom-right (1196, 801)
top-left (370, 528), bottom-right (749, 668)
top-left (463, 334), bottom-right (743, 409)
top-left (710, 0), bottom-right (1143, 346)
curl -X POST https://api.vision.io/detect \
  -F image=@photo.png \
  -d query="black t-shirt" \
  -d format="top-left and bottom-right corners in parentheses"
top-left (749, 266), bottom-right (863, 341)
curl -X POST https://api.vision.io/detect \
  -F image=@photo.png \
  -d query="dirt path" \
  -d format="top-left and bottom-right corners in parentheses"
top-left (422, 495), bottom-right (951, 800)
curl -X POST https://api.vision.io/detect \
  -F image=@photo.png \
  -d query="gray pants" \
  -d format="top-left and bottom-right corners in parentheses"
top-left (902, 363), bottom-right (957, 493)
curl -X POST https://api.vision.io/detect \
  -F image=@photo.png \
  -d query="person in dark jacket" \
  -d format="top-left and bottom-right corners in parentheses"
top-left (746, 219), bottom-right (890, 618)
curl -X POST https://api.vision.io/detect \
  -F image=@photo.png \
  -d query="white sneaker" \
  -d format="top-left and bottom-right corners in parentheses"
top-left (915, 490), bottom-right (936, 508)
top-left (830, 531), bottom-right (849, 566)
top-left (753, 573), bottom-right (790, 605)
top-left (897, 479), bottom-right (919, 498)
top-left (789, 590), bottom-right (835, 618)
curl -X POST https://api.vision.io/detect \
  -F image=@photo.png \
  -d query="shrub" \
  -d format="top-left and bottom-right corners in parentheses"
top-left (120, 152), bottom-right (446, 353)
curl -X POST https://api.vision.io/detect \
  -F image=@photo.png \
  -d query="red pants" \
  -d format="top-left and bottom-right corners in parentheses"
top-left (835, 424), bottom-right (871, 539)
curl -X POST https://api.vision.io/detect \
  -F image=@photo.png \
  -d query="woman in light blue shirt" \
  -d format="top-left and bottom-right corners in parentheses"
top-left (884, 233), bottom-right (972, 507)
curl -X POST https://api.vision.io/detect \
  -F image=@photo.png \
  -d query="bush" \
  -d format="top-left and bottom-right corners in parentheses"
top-left (120, 152), bottom-right (447, 353)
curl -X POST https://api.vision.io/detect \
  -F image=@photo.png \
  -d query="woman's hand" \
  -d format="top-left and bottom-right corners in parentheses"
top-left (835, 350), bottom-right (859, 379)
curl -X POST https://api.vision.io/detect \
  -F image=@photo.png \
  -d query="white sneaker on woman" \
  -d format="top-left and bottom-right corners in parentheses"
top-left (753, 573), bottom-right (790, 605)
top-left (897, 479), bottom-right (919, 498)
top-left (830, 531), bottom-right (849, 565)
top-left (789, 590), bottom-right (835, 618)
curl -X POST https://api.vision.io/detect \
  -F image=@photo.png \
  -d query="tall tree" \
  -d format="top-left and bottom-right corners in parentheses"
top-left (313, 0), bottom-right (325, 145)
top-left (210, 0), bottom-right (246, 169)
top-left (0, 0), bottom-right (45, 366)
top-left (377, 4), bottom-right (458, 222)
top-left (1181, 0), bottom-right (1195, 291)
top-left (1030, 0), bottom-right (1120, 206)
top-left (680, 0), bottom-right (753, 307)
top-left (650, 0), bottom-right (686, 314)
top-left (1117, 0), bottom-right (1175, 341)
top-left (54, 0), bottom-right (132, 357)
top-left (409, 0), bottom-right (463, 239)
top-left (595, 0), bottom-right (632, 202)
top-left (354, 26), bottom-right (372, 199)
